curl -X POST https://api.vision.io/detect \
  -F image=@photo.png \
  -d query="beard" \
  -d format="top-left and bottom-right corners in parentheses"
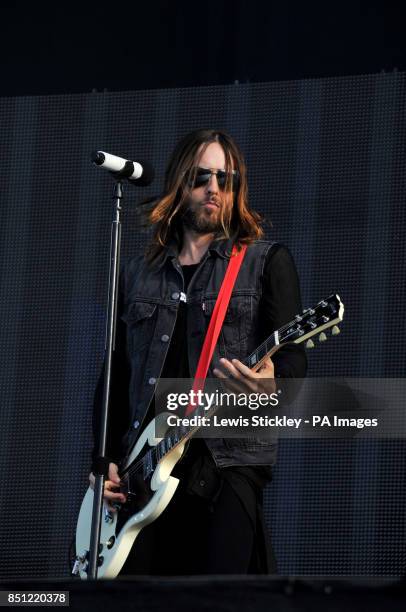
top-left (182, 203), bottom-right (223, 235)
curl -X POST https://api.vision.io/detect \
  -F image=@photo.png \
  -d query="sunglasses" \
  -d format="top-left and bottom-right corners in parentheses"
top-left (189, 167), bottom-right (239, 191)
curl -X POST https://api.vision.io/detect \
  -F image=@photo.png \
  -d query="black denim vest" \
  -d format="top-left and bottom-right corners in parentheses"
top-left (120, 238), bottom-right (278, 468)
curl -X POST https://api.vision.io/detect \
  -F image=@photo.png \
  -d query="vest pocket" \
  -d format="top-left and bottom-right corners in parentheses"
top-left (121, 301), bottom-right (157, 351)
top-left (121, 301), bottom-right (157, 323)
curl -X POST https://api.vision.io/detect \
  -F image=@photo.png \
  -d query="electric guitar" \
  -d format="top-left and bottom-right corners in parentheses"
top-left (74, 293), bottom-right (344, 578)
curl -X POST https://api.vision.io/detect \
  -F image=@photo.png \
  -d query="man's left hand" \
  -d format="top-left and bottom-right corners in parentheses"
top-left (213, 357), bottom-right (276, 394)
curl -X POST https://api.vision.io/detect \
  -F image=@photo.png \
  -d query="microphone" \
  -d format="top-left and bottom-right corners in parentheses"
top-left (92, 151), bottom-right (155, 186)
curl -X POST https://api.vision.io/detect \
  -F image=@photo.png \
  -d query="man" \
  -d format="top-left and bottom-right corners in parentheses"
top-left (90, 128), bottom-right (307, 574)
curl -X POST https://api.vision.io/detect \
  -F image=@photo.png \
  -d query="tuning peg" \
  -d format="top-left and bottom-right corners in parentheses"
top-left (306, 339), bottom-right (315, 349)
top-left (319, 332), bottom-right (327, 342)
top-left (331, 326), bottom-right (340, 335)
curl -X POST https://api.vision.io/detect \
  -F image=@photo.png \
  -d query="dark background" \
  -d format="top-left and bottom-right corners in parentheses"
top-left (0, 0), bottom-right (405, 581)
top-left (0, 72), bottom-right (405, 579)
top-left (0, 1), bottom-right (404, 97)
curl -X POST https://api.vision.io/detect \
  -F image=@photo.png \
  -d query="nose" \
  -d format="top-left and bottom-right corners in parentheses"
top-left (206, 172), bottom-right (219, 194)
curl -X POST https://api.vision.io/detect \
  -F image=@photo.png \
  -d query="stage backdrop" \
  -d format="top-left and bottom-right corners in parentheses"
top-left (0, 73), bottom-right (405, 579)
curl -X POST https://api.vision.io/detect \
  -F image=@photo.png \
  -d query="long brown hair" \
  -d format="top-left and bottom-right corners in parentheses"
top-left (143, 129), bottom-right (264, 261)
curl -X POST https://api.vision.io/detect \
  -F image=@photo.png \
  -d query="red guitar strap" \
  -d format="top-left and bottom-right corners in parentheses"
top-left (185, 243), bottom-right (247, 416)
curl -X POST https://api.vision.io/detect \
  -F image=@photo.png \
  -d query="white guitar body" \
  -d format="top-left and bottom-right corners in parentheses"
top-left (75, 413), bottom-right (185, 579)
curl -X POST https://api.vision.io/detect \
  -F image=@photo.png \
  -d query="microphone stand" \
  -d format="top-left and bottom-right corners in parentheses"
top-left (87, 179), bottom-right (123, 579)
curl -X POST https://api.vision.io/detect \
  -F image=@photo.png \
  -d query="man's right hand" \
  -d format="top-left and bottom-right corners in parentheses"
top-left (88, 462), bottom-right (127, 512)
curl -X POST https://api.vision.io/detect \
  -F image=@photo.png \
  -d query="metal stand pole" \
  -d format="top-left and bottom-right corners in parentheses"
top-left (87, 180), bottom-right (123, 579)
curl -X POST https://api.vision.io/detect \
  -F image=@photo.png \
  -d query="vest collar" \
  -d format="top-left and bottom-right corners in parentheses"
top-left (156, 236), bottom-right (233, 269)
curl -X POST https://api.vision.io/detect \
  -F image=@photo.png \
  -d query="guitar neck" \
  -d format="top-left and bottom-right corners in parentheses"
top-left (243, 334), bottom-right (278, 371)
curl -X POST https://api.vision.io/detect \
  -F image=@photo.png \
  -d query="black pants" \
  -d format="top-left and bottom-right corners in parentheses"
top-left (120, 478), bottom-right (267, 576)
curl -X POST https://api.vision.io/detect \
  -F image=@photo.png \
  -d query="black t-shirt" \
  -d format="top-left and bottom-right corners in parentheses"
top-left (159, 262), bottom-right (197, 380)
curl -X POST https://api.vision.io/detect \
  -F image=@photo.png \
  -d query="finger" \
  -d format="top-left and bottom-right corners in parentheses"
top-left (213, 367), bottom-right (227, 379)
top-left (105, 491), bottom-right (126, 501)
top-left (105, 479), bottom-right (123, 492)
top-left (213, 367), bottom-right (240, 392)
top-left (231, 358), bottom-right (275, 382)
top-left (105, 480), bottom-right (123, 495)
top-left (215, 363), bottom-right (259, 394)
top-left (258, 357), bottom-right (275, 375)
top-left (213, 367), bottom-right (248, 394)
top-left (104, 489), bottom-right (127, 503)
top-left (230, 359), bottom-right (259, 379)
top-left (219, 358), bottom-right (244, 379)
top-left (223, 359), bottom-right (261, 393)
top-left (254, 359), bottom-right (276, 393)
top-left (223, 359), bottom-right (264, 392)
top-left (242, 358), bottom-right (275, 392)
top-left (221, 376), bottom-right (249, 396)
top-left (108, 463), bottom-right (120, 484)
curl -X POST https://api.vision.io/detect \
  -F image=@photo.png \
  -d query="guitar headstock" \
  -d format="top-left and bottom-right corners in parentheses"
top-left (278, 294), bottom-right (344, 348)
